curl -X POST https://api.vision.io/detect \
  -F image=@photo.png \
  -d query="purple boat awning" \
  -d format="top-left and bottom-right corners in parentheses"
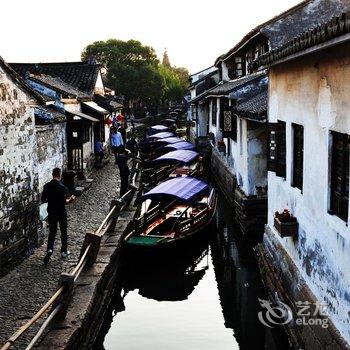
top-left (163, 141), bottom-right (195, 151)
top-left (149, 132), bottom-right (175, 139)
top-left (155, 137), bottom-right (183, 144)
top-left (153, 150), bottom-right (198, 165)
top-left (138, 177), bottom-right (209, 203)
top-left (150, 125), bottom-right (169, 131)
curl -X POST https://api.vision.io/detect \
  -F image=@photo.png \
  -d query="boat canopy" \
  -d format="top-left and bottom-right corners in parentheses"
top-left (150, 125), bottom-right (169, 131)
top-left (155, 137), bottom-right (183, 144)
top-left (153, 150), bottom-right (198, 164)
top-left (149, 132), bottom-right (175, 139)
top-left (138, 177), bottom-right (209, 203)
top-left (163, 141), bottom-right (195, 151)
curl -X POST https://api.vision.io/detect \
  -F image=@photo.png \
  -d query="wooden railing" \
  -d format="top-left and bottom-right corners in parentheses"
top-left (0, 160), bottom-right (140, 350)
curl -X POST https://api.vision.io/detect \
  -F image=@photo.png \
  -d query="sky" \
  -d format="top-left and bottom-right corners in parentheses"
top-left (0, 0), bottom-right (301, 73)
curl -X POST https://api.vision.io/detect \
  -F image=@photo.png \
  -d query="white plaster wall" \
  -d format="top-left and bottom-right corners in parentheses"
top-left (247, 123), bottom-right (267, 194)
top-left (197, 102), bottom-right (208, 137)
top-left (36, 123), bottom-right (67, 191)
top-left (208, 98), bottom-right (259, 197)
top-left (267, 44), bottom-right (350, 343)
top-left (221, 61), bottom-right (230, 82)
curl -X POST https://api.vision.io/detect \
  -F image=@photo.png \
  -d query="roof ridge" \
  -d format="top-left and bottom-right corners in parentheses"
top-left (215, 0), bottom-right (312, 64)
top-left (251, 10), bottom-right (350, 69)
top-left (0, 56), bottom-right (44, 103)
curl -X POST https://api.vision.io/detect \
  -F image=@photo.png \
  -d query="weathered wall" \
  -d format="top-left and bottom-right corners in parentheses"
top-left (247, 122), bottom-right (267, 195)
top-left (36, 123), bottom-right (67, 191)
top-left (266, 43), bottom-right (350, 344)
top-left (197, 102), bottom-right (209, 137)
top-left (0, 66), bottom-right (39, 270)
top-left (209, 97), bottom-right (266, 197)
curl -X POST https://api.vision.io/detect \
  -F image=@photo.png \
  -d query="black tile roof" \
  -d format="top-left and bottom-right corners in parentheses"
top-left (206, 71), bottom-right (266, 96)
top-left (261, 0), bottom-right (350, 49)
top-left (252, 11), bottom-right (350, 69)
top-left (215, 0), bottom-right (312, 65)
top-left (0, 56), bottom-right (44, 103)
top-left (34, 105), bottom-right (66, 124)
top-left (29, 74), bottom-right (90, 99)
top-left (215, 0), bottom-right (350, 65)
top-left (232, 90), bottom-right (268, 122)
top-left (189, 69), bottom-right (219, 88)
top-left (94, 94), bottom-right (123, 112)
top-left (9, 61), bottom-right (101, 97)
top-left (229, 73), bottom-right (268, 122)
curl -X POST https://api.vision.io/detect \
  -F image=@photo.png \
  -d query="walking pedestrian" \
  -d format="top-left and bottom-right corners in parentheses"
top-left (94, 139), bottom-right (104, 167)
top-left (110, 126), bottom-right (124, 162)
top-left (116, 147), bottom-right (131, 197)
top-left (118, 122), bottom-right (127, 146)
top-left (41, 168), bottom-right (75, 265)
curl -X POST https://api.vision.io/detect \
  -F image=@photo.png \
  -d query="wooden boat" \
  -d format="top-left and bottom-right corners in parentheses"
top-left (139, 136), bottom-right (184, 164)
top-left (148, 124), bottom-right (171, 135)
top-left (124, 177), bottom-right (217, 251)
top-left (143, 149), bottom-right (202, 186)
top-left (160, 118), bottom-right (176, 127)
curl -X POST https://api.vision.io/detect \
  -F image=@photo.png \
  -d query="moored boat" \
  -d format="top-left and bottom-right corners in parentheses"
top-left (144, 149), bottom-right (202, 186)
top-left (124, 177), bottom-right (217, 252)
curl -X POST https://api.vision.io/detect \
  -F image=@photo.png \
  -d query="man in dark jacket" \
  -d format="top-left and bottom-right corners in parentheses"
top-left (41, 168), bottom-right (75, 264)
top-left (116, 148), bottom-right (131, 197)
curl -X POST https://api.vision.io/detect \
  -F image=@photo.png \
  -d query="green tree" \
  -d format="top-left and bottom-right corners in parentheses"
top-left (158, 64), bottom-right (183, 103)
top-left (82, 39), bottom-right (163, 111)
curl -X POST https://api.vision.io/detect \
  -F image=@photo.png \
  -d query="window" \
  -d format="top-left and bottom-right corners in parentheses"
top-left (329, 131), bottom-right (349, 222)
top-left (267, 121), bottom-right (286, 178)
top-left (222, 110), bottom-right (237, 142)
top-left (292, 123), bottom-right (304, 190)
top-left (234, 57), bottom-right (246, 78)
top-left (219, 98), bottom-right (229, 130)
top-left (211, 99), bottom-right (217, 126)
top-left (83, 123), bottom-right (90, 143)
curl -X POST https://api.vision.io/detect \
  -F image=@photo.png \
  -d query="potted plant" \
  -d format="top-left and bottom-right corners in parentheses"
top-left (274, 209), bottom-right (298, 238)
top-left (217, 140), bottom-right (226, 154)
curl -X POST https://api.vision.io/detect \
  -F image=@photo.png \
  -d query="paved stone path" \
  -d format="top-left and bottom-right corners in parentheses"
top-left (0, 163), bottom-right (121, 349)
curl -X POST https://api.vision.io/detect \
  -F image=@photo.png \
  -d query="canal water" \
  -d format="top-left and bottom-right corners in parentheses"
top-left (93, 193), bottom-right (290, 350)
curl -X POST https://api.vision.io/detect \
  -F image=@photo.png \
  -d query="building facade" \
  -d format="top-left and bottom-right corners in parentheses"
top-left (253, 5), bottom-right (350, 348)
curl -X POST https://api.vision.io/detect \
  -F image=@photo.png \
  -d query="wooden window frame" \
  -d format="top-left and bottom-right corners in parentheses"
top-left (329, 131), bottom-right (349, 222)
top-left (292, 123), bottom-right (304, 191)
top-left (211, 99), bottom-right (217, 126)
top-left (267, 121), bottom-right (286, 178)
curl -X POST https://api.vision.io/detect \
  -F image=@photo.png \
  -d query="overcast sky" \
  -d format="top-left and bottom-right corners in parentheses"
top-left (1, 0), bottom-right (301, 73)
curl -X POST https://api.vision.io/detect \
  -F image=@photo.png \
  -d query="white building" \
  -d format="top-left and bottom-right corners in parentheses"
top-left (252, 1), bottom-right (350, 348)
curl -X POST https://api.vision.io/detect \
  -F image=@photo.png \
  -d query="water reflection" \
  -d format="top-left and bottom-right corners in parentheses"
top-left (93, 194), bottom-right (290, 350)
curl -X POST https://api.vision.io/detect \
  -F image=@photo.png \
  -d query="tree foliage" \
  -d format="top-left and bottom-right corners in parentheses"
top-left (82, 40), bottom-right (189, 109)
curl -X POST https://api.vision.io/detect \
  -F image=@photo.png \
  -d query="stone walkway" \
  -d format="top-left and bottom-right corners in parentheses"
top-left (0, 163), bottom-right (121, 349)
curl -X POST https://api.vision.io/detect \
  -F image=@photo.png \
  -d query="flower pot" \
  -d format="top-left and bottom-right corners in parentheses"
top-left (274, 217), bottom-right (298, 238)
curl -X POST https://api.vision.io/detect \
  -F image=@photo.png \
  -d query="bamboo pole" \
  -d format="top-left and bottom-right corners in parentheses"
top-left (1, 287), bottom-right (64, 350)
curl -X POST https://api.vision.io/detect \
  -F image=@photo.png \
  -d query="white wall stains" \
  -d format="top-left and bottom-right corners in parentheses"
top-left (36, 123), bottom-right (67, 191)
top-left (266, 44), bottom-right (350, 343)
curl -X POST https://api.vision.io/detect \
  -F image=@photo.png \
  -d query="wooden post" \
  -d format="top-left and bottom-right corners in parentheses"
top-left (54, 273), bottom-right (75, 321)
top-left (79, 231), bottom-right (102, 267)
top-left (106, 200), bottom-right (121, 233)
